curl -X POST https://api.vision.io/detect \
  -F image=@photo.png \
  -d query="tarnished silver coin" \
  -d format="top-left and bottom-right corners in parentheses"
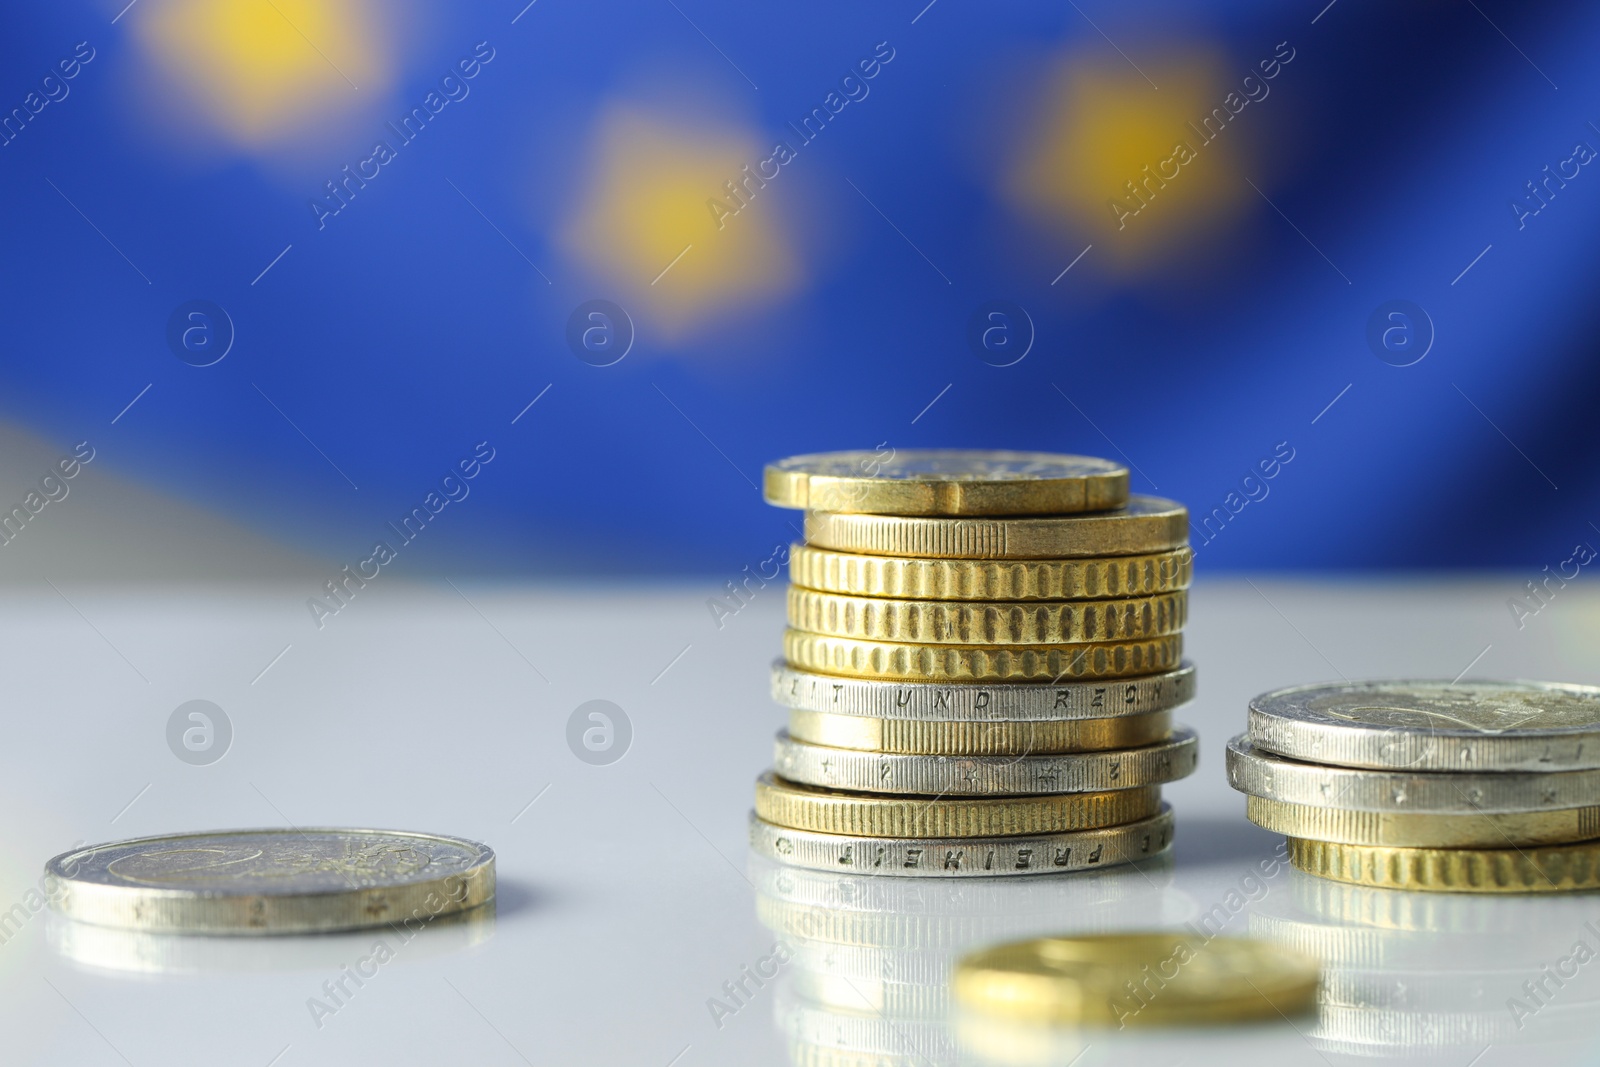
top-left (764, 450), bottom-right (1127, 515)
top-left (774, 729), bottom-right (1198, 795)
top-left (770, 661), bottom-right (1195, 721)
top-left (1248, 679), bottom-right (1600, 772)
top-left (1226, 735), bottom-right (1600, 814)
top-left (749, 807), bottom-right (1174, 877)
top-left (45, 828), bottom-right (495, 935)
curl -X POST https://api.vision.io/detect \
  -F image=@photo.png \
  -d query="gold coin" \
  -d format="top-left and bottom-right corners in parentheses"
top-left (753, 773), bottom-right (1159, 838)
top-left (763, 450), bottom-right (1127, 516)
top-left (787, 589), bottom-right (1186, 645)
top-left (788, 709), bottom-right (1173, 755)
top-left (783, 630), bottom-right (1183, 683)
top-left (804, 496), bottom-right (1188, 559)
top-left (952, 933), bottom-right (1319, 1025)
top-left (789, 544), bottom-right (1192, 600)
top-left (1286, 837), bottom-right (1600, 892)
top-left (1248, 797), bottom-right (1600, 848)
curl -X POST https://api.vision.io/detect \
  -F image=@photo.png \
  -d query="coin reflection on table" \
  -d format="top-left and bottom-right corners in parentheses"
top-left (1249, 871), bottom-right (1600, 1059)
top-left (47, 899), bottom-right (495, 976)
top-left (751, 855), bottom-right (1187, 1066)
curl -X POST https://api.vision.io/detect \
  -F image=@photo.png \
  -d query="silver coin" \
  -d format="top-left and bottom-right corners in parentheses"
top-left (1248, 679), bottom-right (1600, 771)
top-left (773, 728), bottom-right (1197, 795)
top-left (1226, 734), bottom-right (1600, 813)
top-left (749, 807), bottom-right (1174, 878)
top-left (46, 828), bottom-right (495, 935)
top-left (769, 660), bottom-right (1195, 721)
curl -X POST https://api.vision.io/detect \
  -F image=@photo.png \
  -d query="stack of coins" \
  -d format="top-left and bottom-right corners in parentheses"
top-left (748, 450), bottom-right (1199, 877)
top-left (1227, 680), bottom-right (1600, 892)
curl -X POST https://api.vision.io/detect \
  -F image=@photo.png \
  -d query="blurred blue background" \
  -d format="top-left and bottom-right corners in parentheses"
top-left (2, 0), bottom-right (1596, 579)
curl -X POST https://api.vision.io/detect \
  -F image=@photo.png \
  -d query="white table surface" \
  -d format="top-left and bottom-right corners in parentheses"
top-left (1, 575), bottom-right (1597, 1066)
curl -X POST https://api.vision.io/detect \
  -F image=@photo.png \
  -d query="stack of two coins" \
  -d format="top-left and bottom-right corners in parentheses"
top-left (1229, 680), bottom-right (1600, 892)
top-left (748, 451), bottom-right (1200, 876)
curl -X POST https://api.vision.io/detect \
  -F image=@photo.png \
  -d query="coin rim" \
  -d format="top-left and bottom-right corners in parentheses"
top-left (783, 630), bottom-right (1185, 683)
top-left (747, 807), bottom-right (1175, 878)
top-left (44, 827), bottom-right (496, 935)
top-left (786, 588), bottom-right (1187, 645)
top-left (1245, 795), bottom-right (1600, 848)
top-left (1247, 679), bottom-right (1600, 772)
top-left (786, 707), bottom-right (1174, 755)
top-left (1225, 734), bottom-right (1600, 813)
top-left (755, 771), bottom-right (1163, 837)
top-left (803, 495), bottom-right (1190, 560)
top-left (763, 450), bottom-right (1128, 516)
top-left (774, 728), bottom-right (1199, 795)
top-left (769, 660), bottom-right (1197, 721)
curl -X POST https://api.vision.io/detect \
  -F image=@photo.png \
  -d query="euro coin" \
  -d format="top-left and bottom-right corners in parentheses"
top-left (770, 661), bottom-right (1197, 720)
top-left (748, 807), bottom-right (1174, 877)
top-left (787, 589), bottom-right (1186, 644)
top-left (754, 772), bottom-right (1162, 837)
top-left (774, 728), bottom-right (1199, 795)
top-left (788, 708), bottom-right (1173, 755)
top-left (804, 496), bottom-right (1189, 559)
top-left (789, 544), bottom-right (1192, 600)
top-left (952, 932), bottom-right (1319, 1025)
top-left (1225, 734), bottom-right (1600, 813)
top-left (1248, 679), bottom-right (1600, 772)
top-left (44, 828), bottom-right (495, 934)
top-left (763, 450), bottom-right (1127, 516)
top-left (1246, 796), bottom-right (1600, 848)
top-left (783, 630), bottom-right (1183, 683)
top-left (1286, 837), bottom-right (1600, 893)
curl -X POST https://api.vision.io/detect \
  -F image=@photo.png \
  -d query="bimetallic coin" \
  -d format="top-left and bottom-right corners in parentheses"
top-left (775, 728), bottom-right (1198, 795)
top-left (787, 589), bottom-right (1187, 645)
top-left (770, 661), bottom-right (1197, 721)
top-left (784, 630), bottom-right (1183, 683)
top-left (763, 450), bottom-right (1127, 516)
top-left (1248, 679), bottom-right (1600, 772)
top-left (788, 544), bottom-right (1192, 601)
top-left (1286, 837), bottom-right (1600, 893)
top-left (1246, 796), bottom-right (1600, 848)
top-left (952, 933), bottom-right (1319, 1025)
top-left (788, 708), bottom-right (1173, 756)
top-left (1226, 734), bottom-right (1600, 813)
top-left (749, 807), bottom-right (1174, 877)
top-left (804, 496), bottom-right (1188, 560)
top-left (754, 772), bottom-right (1162, 837)
top-left (45, 829), bottom-right (495, 935)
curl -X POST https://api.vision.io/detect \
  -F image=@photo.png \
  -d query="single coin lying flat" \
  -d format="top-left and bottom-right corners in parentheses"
top-left (1248, 679), bottom-right (1600, 772)
top-left (763, 450), bottom-right (1128, 516)
top-left (952, 932), bottom-right (1319, 1025)
top-left (45, 828), bottom-right (495, 935)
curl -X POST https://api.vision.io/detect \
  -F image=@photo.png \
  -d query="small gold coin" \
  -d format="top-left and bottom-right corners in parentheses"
top-left (788, 708), bottom-right (1173, 755)
top-left (1248, 797), bottom-right (1600, 848)
top-left (753, 772), bottom-right (1160, 838)
top-left (783, 630), bottom-right (1183, 683)
top-left (952, 933), bottom-right (1319, 1025)
top-left (789, 544), bottom-right (1192, 601)
top-left (763, 450), bottom-right (1127, 516)
top-left (787, 589), bottom-right (1186, 645)
top-left (804, 497), bottom-right (1188, 560)
top-left (1286, 836), bottom-right (1600, 892)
